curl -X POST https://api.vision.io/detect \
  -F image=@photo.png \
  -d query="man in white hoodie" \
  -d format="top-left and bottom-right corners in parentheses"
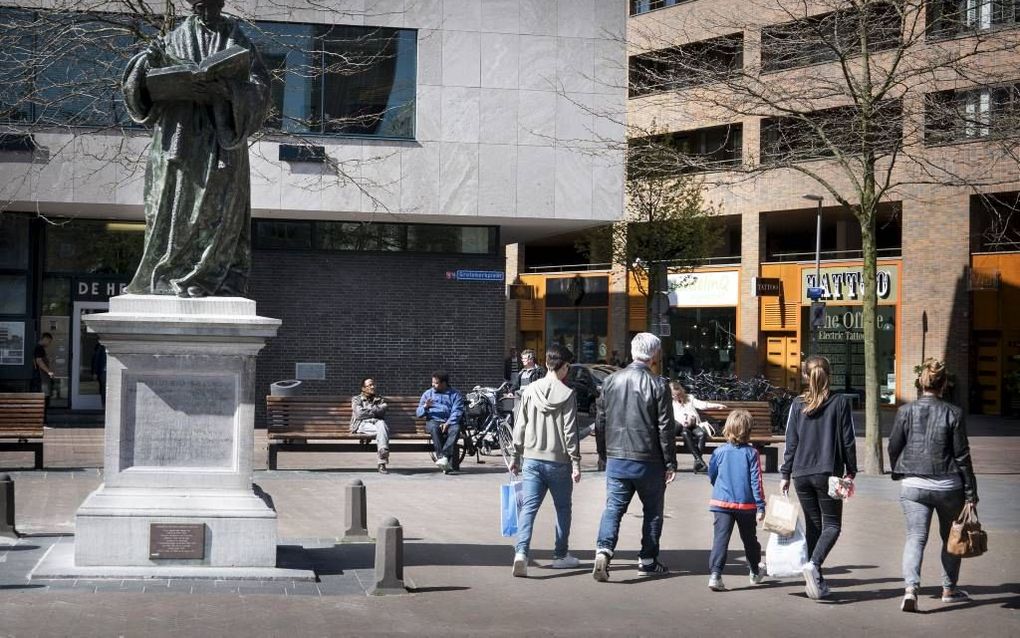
top-left (509, 344), bottom-right (582, 577)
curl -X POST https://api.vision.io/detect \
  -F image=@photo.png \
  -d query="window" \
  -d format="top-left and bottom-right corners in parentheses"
top-left (629, 34), bottom-right (743, 98)
top-left (630, 0), bottom-right (691, 16)
top-left (927, 0), bottom-right (1018, 38)
top-left (254, 220), bottom-right (498, 255)
top-left (45, 220), bottom-right (144, 274)
top-left (244, 22), bottom-right (417, 139)
top-left (0, 9), bottom-right (417, 139)
top-left (761, 3), bottom-right (902, 72)
top-left (760, 101), bottom-right (902, 163)
top-left (630, 124), bottom-right (743, 175)
top-left (925, 83), bottom-right (1020, 143)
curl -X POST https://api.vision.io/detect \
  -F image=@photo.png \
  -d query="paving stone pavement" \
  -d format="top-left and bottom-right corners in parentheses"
top-left (1, 419), bottom-right (1018, 637)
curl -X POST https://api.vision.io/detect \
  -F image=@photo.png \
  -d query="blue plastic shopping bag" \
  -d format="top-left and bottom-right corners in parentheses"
top-left (500, 480), bottom-right (523, 537)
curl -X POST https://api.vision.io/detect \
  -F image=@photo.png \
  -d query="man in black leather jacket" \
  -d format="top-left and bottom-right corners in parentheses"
top-left (592, 332), bottom-right (677, 581)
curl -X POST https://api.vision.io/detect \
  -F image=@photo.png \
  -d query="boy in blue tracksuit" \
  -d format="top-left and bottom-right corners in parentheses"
top-left (707, 409), bottom-right (766, 591)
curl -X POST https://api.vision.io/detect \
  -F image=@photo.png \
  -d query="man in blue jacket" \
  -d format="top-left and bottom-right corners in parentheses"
top-left (417, 370), bottom-right (465, 474)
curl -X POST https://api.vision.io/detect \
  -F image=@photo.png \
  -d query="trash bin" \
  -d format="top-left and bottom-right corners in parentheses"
top-left (270, 379), bottom-right (302, 396)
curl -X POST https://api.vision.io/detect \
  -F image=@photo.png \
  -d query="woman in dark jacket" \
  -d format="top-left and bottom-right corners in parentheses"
top-left (888, 359), bottom-right (978, 613)
top-left (780, 355), bottom-right (857, 601)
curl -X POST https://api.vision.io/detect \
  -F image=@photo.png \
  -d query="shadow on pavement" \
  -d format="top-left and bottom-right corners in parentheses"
top-left (0, 545), bottom-right (40, 551)
top-left (0, 584), bottom-right (46, 590)
top-left (918, 583), bottom-right (1020, 613)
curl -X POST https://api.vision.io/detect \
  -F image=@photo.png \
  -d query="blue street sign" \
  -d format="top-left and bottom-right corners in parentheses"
top-left (453, 270), bottom-right (505, 282)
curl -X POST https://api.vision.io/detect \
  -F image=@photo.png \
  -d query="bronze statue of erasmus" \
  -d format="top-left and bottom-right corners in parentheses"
top-left (122, 0), bottom-right (268, 297)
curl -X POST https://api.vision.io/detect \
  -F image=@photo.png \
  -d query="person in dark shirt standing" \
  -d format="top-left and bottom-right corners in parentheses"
top-left (31, 332), bottom-right (55, 405)
top-left (512, 349), bottom-right (546, 392)
top-left (592, 332), bottom-right (677, 581)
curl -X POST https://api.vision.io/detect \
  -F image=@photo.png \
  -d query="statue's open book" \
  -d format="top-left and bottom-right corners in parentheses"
top-left (146, 45), bottom-right (250, 102)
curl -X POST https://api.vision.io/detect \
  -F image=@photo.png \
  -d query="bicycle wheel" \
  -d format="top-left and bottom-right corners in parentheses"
top-left (496, 419), bottom-right (515, 470)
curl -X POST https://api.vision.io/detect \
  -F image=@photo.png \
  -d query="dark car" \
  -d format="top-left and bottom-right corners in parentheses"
top-left (565, 364), bottom-right (620, 414)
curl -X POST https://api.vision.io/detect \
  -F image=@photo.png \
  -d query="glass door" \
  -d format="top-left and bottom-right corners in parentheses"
top-left (71, 301), bottom-right (108, 410)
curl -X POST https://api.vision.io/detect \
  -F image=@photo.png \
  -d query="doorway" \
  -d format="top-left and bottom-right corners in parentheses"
top-left (71, 301), bottom-right (108, 410)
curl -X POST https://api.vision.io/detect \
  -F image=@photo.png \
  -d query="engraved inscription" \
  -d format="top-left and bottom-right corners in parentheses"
top-left (149, 523), bottom-right (206, 559)
top-left (121, 374), bottom-right (237, 469)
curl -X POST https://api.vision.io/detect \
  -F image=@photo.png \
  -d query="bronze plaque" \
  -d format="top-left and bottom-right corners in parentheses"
top-left (149, 523), bottom-right (206, 559)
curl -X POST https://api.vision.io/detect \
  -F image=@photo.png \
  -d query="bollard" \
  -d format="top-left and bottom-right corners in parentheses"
top-left (341, 479), bottom-right (371, 543)
top-left (369, 517), bottom-right (406, 595)
top-left (0, 473), bottom-right (19, 542)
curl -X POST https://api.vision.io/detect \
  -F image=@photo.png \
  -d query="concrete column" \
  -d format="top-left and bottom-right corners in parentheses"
top-left (737, 209), bottom-right (763, 378)
top-left (900, 194), bottom-right (971, 406)
top-left (504, 243), bottom-right (524, 352)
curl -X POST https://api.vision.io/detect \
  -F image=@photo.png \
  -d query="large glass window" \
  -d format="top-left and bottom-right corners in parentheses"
top-left (807, 305), bottom-right (897, 404)
top-left (630, 125), bottom-right (743, 175)
top-left (928, 0), bottom-right (1018, 38)
top-left (925, 82), bottom-right (1020, 144)
top-left (245, 22), bottom-right (417, 139)
top-left (630, 0), bottom-right (691, 16)
top-left (46, 220), bottom-right (144, 274)
top-left (0, 10), bottom-right (417, 138)
top-left (761, 3), bottom-right (902, 73)
top-left (761, 101), bottom-right (902, 163)
top-left (667, 307), bottom-right (737, 375)
top-left (254, 219), bottom-right (498, 255)
top-left (547, 309), bottom-right (609, 364)
top-left (629, 34), bottom-right (743, 98)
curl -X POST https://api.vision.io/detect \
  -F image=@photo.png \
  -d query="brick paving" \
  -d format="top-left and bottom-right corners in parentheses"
top-left (0, 417), bottom-right (1017, 637)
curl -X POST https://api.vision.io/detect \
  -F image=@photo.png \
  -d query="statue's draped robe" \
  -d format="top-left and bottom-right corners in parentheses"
top-left (122, 16), bottom-right (269, 297)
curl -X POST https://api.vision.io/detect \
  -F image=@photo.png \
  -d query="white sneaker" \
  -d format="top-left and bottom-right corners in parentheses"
top-left (512, 552), bottom-right (528, 578)
top-left (749, 569), bottom-right (764, 585)
top-left (434, 456), bottom-right (449, 469)
top-left (803, 562), bottom-right (822, 600)
top-left (709, 573), bottom-right (726, 591)
top-left (551, 555), bottom-right (580, 569)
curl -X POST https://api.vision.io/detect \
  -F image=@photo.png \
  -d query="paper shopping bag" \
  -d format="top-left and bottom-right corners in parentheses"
top-left (762, 493), bottom-right (799, 536)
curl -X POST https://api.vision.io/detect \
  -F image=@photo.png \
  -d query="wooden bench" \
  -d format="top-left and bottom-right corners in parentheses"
top-left (266, 395), bottom-right (439, 470)
top-left (677, 400), bottom-right (785, 472)
top-left (0, 393), bottom-right (45, 469)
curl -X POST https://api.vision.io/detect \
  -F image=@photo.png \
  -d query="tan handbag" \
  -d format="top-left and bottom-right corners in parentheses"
top-left (947, 502), bottom-right (987, 558)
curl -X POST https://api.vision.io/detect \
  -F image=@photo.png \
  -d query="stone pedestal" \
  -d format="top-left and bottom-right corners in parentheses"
top-left (73, 295), bottom-right (280, 568)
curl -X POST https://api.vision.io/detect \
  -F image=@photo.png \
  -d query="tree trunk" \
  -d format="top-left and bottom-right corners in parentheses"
top-left (859, 200), bottom-right (884, 475)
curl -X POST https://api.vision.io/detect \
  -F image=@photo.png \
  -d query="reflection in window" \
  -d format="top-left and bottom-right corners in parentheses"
top-left (255, 220), bottom-right (497, 255)
top-left (0, 215), bottom-right (30, 269)
top-left (245, 22), bottom-right (417, 139)
top-left (0, 275), bottom-right (27, 315)
top-left (807, 305), bottom-right (897, 403)
top-left (547, 309), bottom-right (608, 364)
top-left (668, 307), bottom-right (736, 375)
top-left (45, 220), bottom-right (144, 273)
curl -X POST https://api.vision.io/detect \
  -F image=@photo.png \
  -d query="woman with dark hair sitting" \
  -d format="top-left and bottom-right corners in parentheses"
top-left (889, 359), bottom-right (978, 613)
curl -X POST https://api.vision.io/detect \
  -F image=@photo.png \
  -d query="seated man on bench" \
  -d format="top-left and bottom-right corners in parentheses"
top-left (416, 370), bottom-right (464, 474)
top-left (351, 378), bottom-right (391, 474)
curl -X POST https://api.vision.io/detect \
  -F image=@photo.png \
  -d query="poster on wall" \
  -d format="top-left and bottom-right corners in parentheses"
top-left (0, 321), bottom-right (25, 365)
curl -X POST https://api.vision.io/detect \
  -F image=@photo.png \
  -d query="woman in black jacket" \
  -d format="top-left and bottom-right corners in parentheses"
top-left (780, 355), bottom-right (857, 601)
top-left (888, 359), bottom-right (978, 613)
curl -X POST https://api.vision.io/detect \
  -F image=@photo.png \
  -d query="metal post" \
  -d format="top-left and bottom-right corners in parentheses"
top-left (814, 198), bottom-right (822, 287)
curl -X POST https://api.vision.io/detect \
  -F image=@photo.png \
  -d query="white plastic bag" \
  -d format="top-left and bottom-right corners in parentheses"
top-left (762, 493), bottom-right (799, 536)
top-left (765, 521), bottom-right (808, 578)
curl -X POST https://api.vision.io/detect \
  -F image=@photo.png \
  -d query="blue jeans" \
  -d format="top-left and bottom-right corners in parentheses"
top-left (595, 473), bottom-right (666, 560)
top-left (426, 419), bottom-right (460, 466)
top-left (900, 486), bottom-right (965, 590)
top-left (709, 510), bottom-right (761, 575)
top-left (514, 459), bottom-right (574, 558)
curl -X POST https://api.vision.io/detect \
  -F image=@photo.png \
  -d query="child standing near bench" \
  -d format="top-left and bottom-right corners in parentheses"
top-left (707, 409), bottom-right (766, 591)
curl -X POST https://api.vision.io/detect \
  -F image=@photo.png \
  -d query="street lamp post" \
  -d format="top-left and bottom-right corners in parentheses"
top-left (802, 194), bottom-right (824, 289)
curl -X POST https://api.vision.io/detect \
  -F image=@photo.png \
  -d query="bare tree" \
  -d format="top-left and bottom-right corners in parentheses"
top-left (625, 0), bottom-right (1020, 473)
top-left (579, 134), bottom-right (722, 334)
